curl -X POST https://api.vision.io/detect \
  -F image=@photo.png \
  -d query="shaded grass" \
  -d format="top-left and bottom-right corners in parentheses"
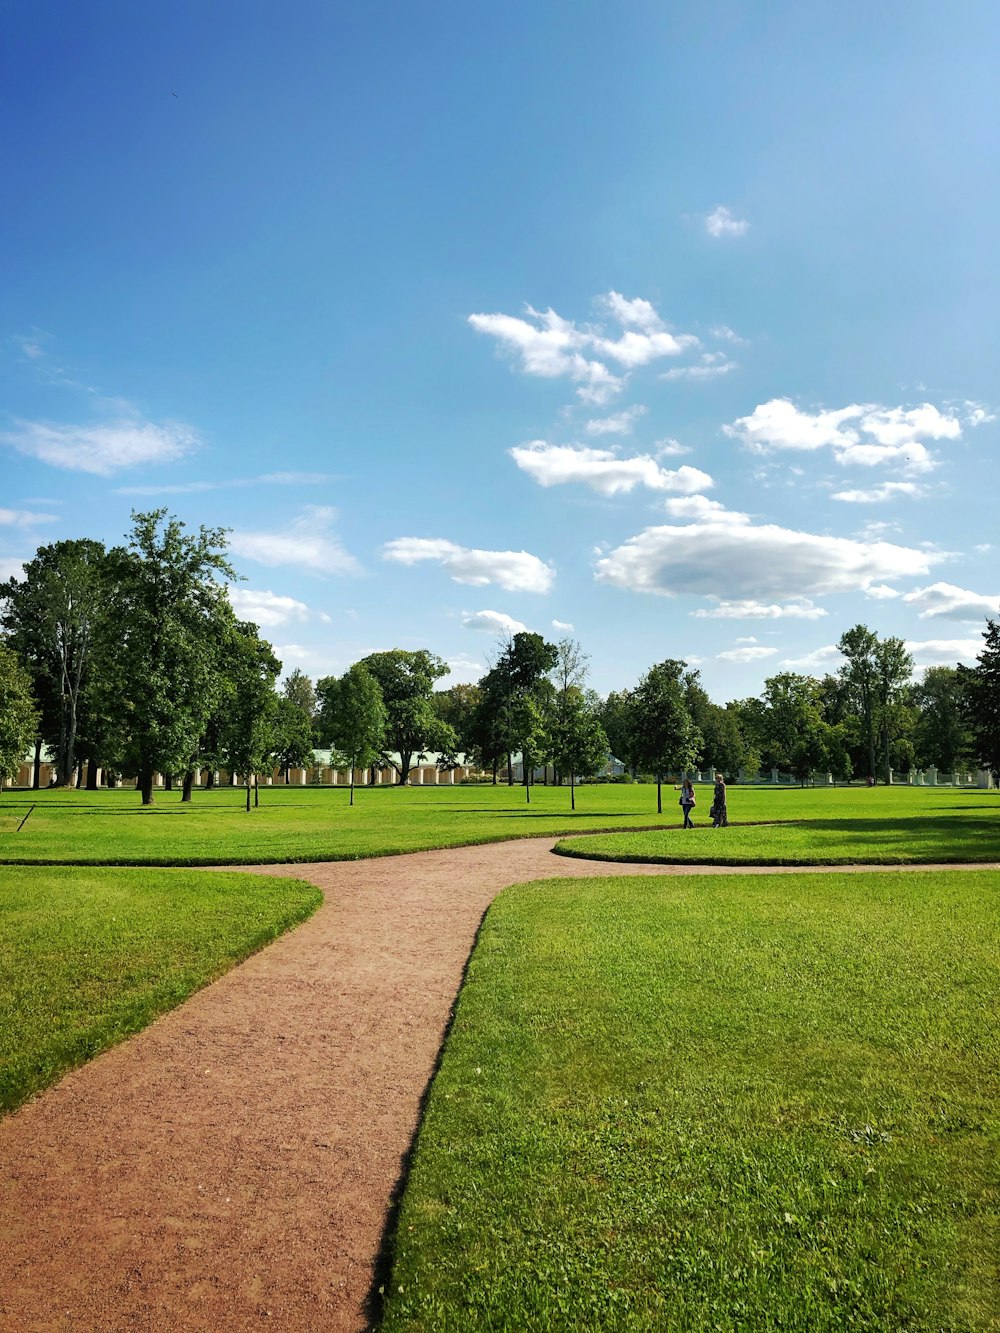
top-left (0, 867), bottom-right (321, 1114)
top-left (0, 783), bottom-right (995, 866)
top-left (557, 811), bottom-right (1000, 866)
top-left (382, 872), bottom-right (1000, 1332)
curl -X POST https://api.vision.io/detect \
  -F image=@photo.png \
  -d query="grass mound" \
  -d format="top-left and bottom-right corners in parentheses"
top-left (383, 872), bottom-right (1000, 1331)
top-left (0, 867), bottom-right (321, 1114)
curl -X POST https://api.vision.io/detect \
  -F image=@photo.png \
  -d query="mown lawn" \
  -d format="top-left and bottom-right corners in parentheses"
top-left (382, 872), bottom-right (1000, 1332)
top-left (0, 783), bottom-right (995, 865)
top-left (0, 867), bottom-right (321, 1114)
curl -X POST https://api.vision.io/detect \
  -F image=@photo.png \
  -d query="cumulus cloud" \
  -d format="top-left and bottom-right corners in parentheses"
top-left (902, 582), bottom-right (1000, 621)
top-left (1, 414), bottom-right (199, 475)
top-left (906, 638), bottom-right (983, 667)
top-left (511, 442), bottom-right (713, 497)
top-left (462, 609), bottom-right (528, 634)
top-left (596, 519), bottom-right (937, 602)
top-left (469, 292), bottom-right (699, 403)
top-left (585, 406), bottom-right (647, 436)
top-left (383, 538), bottom-right (554, 593)
top-left (691, 598), bottom-right (827, 620)
top-left (654, 437), bottom-right (691, 457)
top-left (228, 588), bottom-right (312, 628)
top-left (229, 507), bottom-right (362, 576)
top-left (865, 584), bottom-right (902, 600)
top-left (0, 507), bottom-right (57, 527)
top-left (552, 619), bottom-right (574, 631)
top-left (705, 206), bottom-right (749, 238)
top-left (0, 558), bottom-right (25, 581)
top-left (716, 645), bottom-right (778, 663)
top-left (779, 645), bottom-right (845, 672)
top-left (663, 495), bottom-right (747, 521)
top-left (444, 655), bottom-right (484, 684)
top-left (726, 398), bottom-right (976, 474)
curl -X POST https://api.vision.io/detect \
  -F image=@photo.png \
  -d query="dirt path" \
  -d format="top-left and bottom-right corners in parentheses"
top-left (1, 839), bottom-right (994, 1332)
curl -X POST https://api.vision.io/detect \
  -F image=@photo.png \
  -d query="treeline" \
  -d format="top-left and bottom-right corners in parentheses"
top-left (2, 512), bottom-right (999, 803)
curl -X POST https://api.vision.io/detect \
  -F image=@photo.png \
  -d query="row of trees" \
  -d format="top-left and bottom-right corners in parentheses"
top-left (3, 511), bottom-right (1000, 802)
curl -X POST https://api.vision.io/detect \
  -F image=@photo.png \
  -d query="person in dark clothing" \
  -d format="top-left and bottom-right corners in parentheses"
top-left (678, 778), bottom-right (696, 828)
top-left (711, 773), bottom-right (728, 827)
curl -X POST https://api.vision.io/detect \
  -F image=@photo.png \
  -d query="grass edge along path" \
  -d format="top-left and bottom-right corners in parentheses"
top-left (382, 870), bottom-right (1000, 1332)
top-left (0, 866), bottom-right (321, 1115)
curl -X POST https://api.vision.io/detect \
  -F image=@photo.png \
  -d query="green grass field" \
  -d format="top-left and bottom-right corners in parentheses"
top-left (0, 782), bottom-right (995, 866)
top-left (382, 871), bottom-right (1000, 1332)
top-left (0, 866), bottom-right (321, 1114)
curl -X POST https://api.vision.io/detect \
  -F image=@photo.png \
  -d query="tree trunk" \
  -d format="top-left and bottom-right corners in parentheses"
top-left (254, 775), bottom-right (260, 808)
top-left (32, 737), bottom-right (42, 790)
top-left (164, 773), bottom-right (173, 791)
top-left (350, 774), bottom-right (355, 806)
top-left (205, 769), bottom-right (216, 790)
top-left (571, 772), bottom-right (576, 810)
top-left (246, 779), bottom-right (252, 812)
top-left (75, 762), bottom-right (84, 788)
top-left (507, 754), bottom-right (513, 785)
top-left (86, 761), bottom-right (99, 790)
top-left (492, 759), bottom-right (498, 785)
top-left (657, 775), bottom-right (662, 815)
top-left (139, 765), bottom-right (155, 806)
top-left (181, 770), bottom-right (194, 803)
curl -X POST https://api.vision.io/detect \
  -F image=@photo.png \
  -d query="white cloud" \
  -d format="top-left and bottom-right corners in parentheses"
top-left (661, 353), bottom-right (737, 382)
top-left (552, 619), bottom-right (574, 631)
top-left (832, 482), bottom-right (927, 503)
top-left (705, 206), bottom-right (749, 238)
top-left (469, 292), bottom-right (699, 403)
top-left (229, 507), bottom-right (362, 576)
top-left (116, 471), bottom-right (335, 496)
top-left (654, 437), bottom-right (691, 457)
top-left (444, 655), bottom-right (484, 685)
top-left (736, 636), bottom-right (759, 644)
top-left (691, 598), bottom-right (827, 620)
top-left (462, 609), bottom-right (528, 634)
top-left (902, 582), bottom-right (1000, 621)
top-left (0, 558), bottom-right (25, 581)
top-left (710, 325), bottom-right (747, 345)
top-left (779, 645), bottom-right (844, 672)
top-left (273, 644), bottom-right (317, 670)
top-left (717, 645), bottom-right (778, 663)
top-left (865, 584), bottom-right (902, 600)
top-left (663, 495), bottom-right (748, 522)
top-left (596, 519), bottom-right (937, 602)
top-left (511, 442), bottom-right (713, 497)
top-left (2, 415), bottom-right (199, 475)
top-left (974, 543), bottom-right (993, 554)
top-left (228, 588), bottom-right (312, 629)
top-left (906, 638), bottom-right (983, 667)
top-left (585, 406), bottom-right (647, 436)
top-left (726, 398), bottom-right (969, 474)
top-left (383, 537), bottom-right (554, 593)
top-left (0, 507), bottom-right (57, 527)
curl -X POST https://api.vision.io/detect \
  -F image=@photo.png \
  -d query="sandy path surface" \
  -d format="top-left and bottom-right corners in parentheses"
top-left (1, 838), bottom-right (994, 1332)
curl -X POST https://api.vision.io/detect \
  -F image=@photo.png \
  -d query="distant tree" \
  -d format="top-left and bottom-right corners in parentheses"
top-left (282, 669), bottom-right (317, 727)
top-left (598, 689), bottom-right (642, 777)
top-left (872, 636), bottom-right (915, 782)
top-left (359, 649), bottom-right (454, 783)
top-left (0, 538), bottom-right (106, 786)
top-left (272, 695), bottom-right (317, 784)
top-left (632, 660), bottom-right (702, 814)
top-left (960, 615), bottom-right (1000, 780)
top-left (550, 687), bottom-right (608, 809)
top-left (327, 663), bottom-right (387, 805)
top-left (220, 622), bottom-right (282, 811)
top-left (431, 681), bottom-right (482, 767)
top-left (506, 690), bottom-right (550, 803)
top-left (913, 665), bottom-right (973, 772)
top-left (0, 642), bottom-right (38, 790)
top-left (473, 632), bottom-right (558, 785)
top-left (93, 511), bottom-right (235, 804)
top-left (838, 625), bottom-right (880, 781)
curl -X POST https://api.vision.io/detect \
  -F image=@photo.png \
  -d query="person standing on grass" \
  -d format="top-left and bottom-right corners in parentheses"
top-left (678, 777), bottom-right (696, 828)
top-left (711, 772), bottom-right (728, 827)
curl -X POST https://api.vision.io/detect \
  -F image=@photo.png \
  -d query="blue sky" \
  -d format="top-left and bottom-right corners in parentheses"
top-left (2, 0), bottom-right (997, 700)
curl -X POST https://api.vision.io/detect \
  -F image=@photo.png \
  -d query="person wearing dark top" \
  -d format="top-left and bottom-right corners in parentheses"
top-left (711, 773), bottom-right (728, 827)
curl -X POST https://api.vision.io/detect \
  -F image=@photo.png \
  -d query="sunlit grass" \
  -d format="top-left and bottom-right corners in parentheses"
top-left (0, 866), bottom-right (321, 1113)
top-left (383, 871), bottom-right (1000, 1331)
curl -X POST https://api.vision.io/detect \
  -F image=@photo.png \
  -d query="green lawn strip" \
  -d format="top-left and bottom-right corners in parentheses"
top-left (0, 784), bottom-right (995, 867)
top-left (0, 867), bottom-right (321, 1114)
top-left (383, 872), bottom-right (1000, 1332)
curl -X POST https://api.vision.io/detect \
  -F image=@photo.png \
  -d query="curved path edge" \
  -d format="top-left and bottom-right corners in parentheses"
top-left (1, 837), bottom-right (996, 1332)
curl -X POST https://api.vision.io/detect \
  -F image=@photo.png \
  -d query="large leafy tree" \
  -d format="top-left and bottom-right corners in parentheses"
top-left (913, 666), bottom-right (972, 772)
top-left (0, 641), bottom-right (38, 790)
top-left (356, 649), bottom-right (454, 784)
top-left (550, 687), bottom-right (608, 809)
top-left (475, 632), bottom-right (558, 785)
top-left (960, 615), bottom-right (1000, 780)
top-left (872, 635), bottom-right (915, 782)
top-left (326, 663), bottom-right (387, 805)
top-left (598, 689), bottom-right (642, 777)
top-left (220, 622), bottom-right (282, 811)
top-left (0, 538), bottom-right (107, 786)
top-left (632, 659), bottom-right (702, 814)
top-left (94, 510), bottom-right (235, 804)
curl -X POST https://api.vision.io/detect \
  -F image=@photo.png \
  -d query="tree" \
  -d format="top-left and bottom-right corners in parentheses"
top-left (480, 631), bottom-right (559, 785)
top-left (913, 666), bottom-right (972, 772)
top-left (220, 622), bottom-right (282, 811)
top-left (282, 669), bottom-right (317, 728)
top-left (872, 635), bottom-right (915, 782)
top-left (0, 641), bottom-right (38, 790)
top-left (838, 625), bottom-right (880, 781)
top-left (632, 660), bottom-right (702, 814)
top-left (431, 682), bottom-right (481, 769)
top-left (960, 615), bottom-right (1000, 780)
top-left (272, 695), bottom-right (317, 784)
top-left (327, 664), bottom-right (387, 805)
top-left (93, 511), bottom-right (235, 804)
top-left (358, 649), bottom-right (454, 783)
top-left (1, 539), bottom-right (106, 786)
top-left (550, 687), bottom-right (608, 809)
top-left (598, 689), bottom-right (642, 778)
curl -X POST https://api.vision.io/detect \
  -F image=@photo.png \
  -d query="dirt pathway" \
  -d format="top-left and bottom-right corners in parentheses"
top-left (1, 838), bottom-right (994, 1332)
